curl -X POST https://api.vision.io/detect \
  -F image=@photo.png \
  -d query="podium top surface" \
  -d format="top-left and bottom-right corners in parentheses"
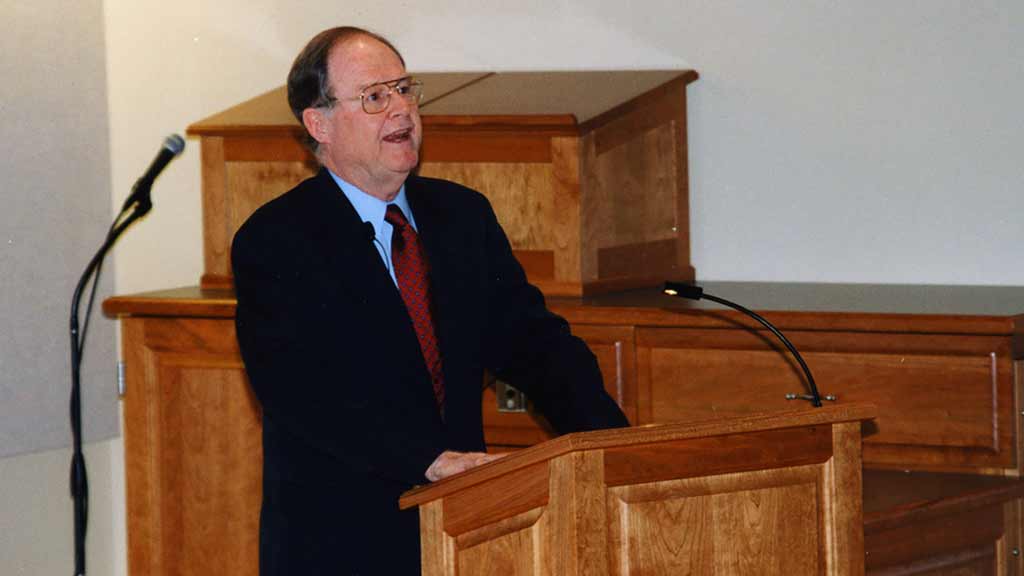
top-left (187, 70), bottom-right (697, 135)
top-left (398, 403), bottom-right (877, 510)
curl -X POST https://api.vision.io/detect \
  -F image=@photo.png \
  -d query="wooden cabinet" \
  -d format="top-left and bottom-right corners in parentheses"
top-left (119, 313), bottom-right (260, 576)
top-left (189, 70), bottom-right (698, 296)
top-left (634, 324), bottom-right (1016, 473)
top-left (863, 471), bottom-right (1024, 575)
top-left (107, 283), bottom-right (1024, 575)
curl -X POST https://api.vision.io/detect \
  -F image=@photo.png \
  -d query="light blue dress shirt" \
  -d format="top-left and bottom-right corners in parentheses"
top-left (327, 170), bottom-right (418, 288)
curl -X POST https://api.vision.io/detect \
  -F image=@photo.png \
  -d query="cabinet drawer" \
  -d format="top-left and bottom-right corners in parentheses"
top-left (637, 326), bottom-right (1017, 473)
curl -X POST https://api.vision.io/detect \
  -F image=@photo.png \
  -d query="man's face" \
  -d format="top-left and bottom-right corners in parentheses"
top-left (310, 35), bottom-right (422, 200)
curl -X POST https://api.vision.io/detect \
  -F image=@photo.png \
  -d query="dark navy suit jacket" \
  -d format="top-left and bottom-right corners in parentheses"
top-left (231, 169), bottom-right (628, 575)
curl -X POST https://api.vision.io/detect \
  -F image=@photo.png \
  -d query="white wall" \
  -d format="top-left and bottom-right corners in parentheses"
top-left (1, 0), bottom-right (118, 456)
top-left (1, 0), bottom-right (122, 572)
top-left (0, 439), bottom-right (125, 576)
top-left (105, 0), bottom-right (1024, 292)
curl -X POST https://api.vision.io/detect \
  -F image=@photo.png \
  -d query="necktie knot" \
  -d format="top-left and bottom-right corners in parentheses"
top-left (385, 205), bottom-right (409, 229)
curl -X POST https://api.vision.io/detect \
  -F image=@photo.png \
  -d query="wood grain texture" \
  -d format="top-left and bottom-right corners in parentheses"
top-left (194, 72), bottom-right (693, 295)
top-left (604, 425), bottom-right (833, 487)
top-left (607, 465), bottom-right (822, 575)
top-left (825, 421), bottom-right (866, 576)
top-left (455, 508), bottom-right (546, 576)
top-left (419, 501), bottom-right (455, 576)
top-left (417, 161), bottom-right (557, 250)
top-left (122, 317), bottom-right (260, 576)
top-left (103, 286), bottom-right (236, 318)
top-left (443, 461), bottom-right (549, 538)
top-left (402, 403), bottom-right (874, 509)
top-left (637, 325), bottom-right (1015, 472)
top-left (419, 131), bottom-right (554, 163)
top-left (123, 319), bottom-right (161, 576)
top-left (577, 75), bottom-right (692, 293)
top-left (200, 137), bottom-right (227, 288)
top-left (226, 160), bottom-right (315, 238)
top-left (108, 281), bottom-right (1024, 575)
top-left (865, 503), bottom-right (1004, 574)
top-left (547, 450), bottom-right (609, 576)
top-left (550, 136), bottom-right (582, 286)
top-left (579, 122), bottom-right (679, 283)
top-left (223, 134), bottom-right (312, 162)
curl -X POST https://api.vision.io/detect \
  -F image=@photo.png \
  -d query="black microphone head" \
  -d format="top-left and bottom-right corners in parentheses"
top-left (663, 281), bottom-right (704, 300)
top-left (362, 222), bottom-right (376, 242)
top-left (163, 134), bottom-right (185, 156)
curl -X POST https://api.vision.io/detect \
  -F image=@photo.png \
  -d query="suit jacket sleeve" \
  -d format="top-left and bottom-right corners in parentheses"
top-left (475, 197), bottom-right (630, 434)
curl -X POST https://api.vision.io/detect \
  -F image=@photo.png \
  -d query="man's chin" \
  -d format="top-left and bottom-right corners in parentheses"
top-left (387, 153), bottom-right (420, 174)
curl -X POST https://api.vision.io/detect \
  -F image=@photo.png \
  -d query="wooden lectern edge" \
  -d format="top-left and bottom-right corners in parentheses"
top-left (398, 402), bottom-right (877, 510)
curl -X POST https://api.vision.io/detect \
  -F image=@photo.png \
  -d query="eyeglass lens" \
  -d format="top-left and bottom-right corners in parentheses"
top-left (362, 79), bottom-right (423, 114)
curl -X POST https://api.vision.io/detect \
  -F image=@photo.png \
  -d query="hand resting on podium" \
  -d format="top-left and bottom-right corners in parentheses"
top-left (426, 450), bottom-right (508, 481)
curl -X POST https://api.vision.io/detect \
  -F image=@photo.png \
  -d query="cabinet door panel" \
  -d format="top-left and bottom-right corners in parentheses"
top-left (123, 317), bottom-right (261, 576)
top-left (638, 326), bottom-right (1016, 472)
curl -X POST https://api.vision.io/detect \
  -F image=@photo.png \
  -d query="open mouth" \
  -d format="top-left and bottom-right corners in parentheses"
top-left (383, 128), bottom-right (413, 144)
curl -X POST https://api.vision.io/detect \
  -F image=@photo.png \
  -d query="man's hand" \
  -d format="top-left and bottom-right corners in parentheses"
top-left (425, 450), bottom-right (506, 482)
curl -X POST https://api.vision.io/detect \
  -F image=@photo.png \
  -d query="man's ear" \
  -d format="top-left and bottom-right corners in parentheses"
top-left (302, 108), bottom-right (330, 145)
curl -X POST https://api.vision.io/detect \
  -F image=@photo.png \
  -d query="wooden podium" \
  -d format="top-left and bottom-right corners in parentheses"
top-left (400, 404), bottom-right (876, 575)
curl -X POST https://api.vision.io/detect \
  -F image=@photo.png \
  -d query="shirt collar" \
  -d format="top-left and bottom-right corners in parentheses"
top-left (327, 170), bottom-right (417, 235)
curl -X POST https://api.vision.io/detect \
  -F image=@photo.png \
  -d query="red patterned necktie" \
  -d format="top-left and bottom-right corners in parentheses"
top-left (385, 205), bottom-right (445, 411)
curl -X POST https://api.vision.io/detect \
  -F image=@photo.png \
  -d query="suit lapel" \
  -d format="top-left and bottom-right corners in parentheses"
top-left (307, 169), bottom-right (415, 342)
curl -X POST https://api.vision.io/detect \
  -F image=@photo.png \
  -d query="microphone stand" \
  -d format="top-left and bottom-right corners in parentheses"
top-left (69, 194), bottom-right (152, 576)
top-left (663, 281), bottom-right (826, 408)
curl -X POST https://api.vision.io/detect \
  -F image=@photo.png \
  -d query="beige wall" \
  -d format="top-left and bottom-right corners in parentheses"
top-left (0, 439), bottom-right (125, 576)
top-left (1, 0), bottom-right (121, 571)
top-left (106, 1), bottom-right (1024, 292)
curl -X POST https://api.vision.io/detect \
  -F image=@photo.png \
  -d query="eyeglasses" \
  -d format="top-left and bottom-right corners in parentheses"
top-left (326, 77), bottom-right (424, 115)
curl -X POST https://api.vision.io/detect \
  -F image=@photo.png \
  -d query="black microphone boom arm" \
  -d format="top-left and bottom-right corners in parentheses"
top-left (663, 281), bottom-right (826, 408)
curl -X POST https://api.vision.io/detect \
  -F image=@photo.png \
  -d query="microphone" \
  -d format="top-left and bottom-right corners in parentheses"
top-left (119, 134), bottom-right (186, 213)
top-left (70, 131), bottom-right (184, 575)
top-left (364, 222), bottom-right (392, 275)
top-left (662, 281), bottom-right (827, 407)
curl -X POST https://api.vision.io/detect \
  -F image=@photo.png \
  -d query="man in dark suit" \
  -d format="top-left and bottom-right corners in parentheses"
top-left (231, 26), bottom-right (629, 575)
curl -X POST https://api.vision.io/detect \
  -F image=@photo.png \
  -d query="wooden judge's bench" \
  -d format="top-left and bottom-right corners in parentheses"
top-left (105, 71), bottom-right (1024, 575)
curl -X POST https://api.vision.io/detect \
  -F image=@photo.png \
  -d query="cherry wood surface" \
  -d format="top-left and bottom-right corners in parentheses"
top-left (106, 282), bottom-right (1024, 473)
top-left (187, 70), bottom-right (698, 296)
top-left (107, 282), bottom-right (1024, 574)
top-left (862, 469), bottom-right (1024, 575)
top-left (403, 409), bottom-right (871, 575)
